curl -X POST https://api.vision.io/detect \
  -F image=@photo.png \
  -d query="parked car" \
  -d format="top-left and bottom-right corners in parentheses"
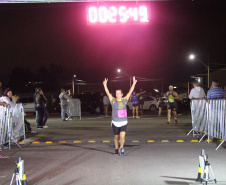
top-left (19, 97), bottom-right (35, 113)
top-left (75, 93), bottom-right (103, 114)
top-left (127, 96), bottom-right (158, 112)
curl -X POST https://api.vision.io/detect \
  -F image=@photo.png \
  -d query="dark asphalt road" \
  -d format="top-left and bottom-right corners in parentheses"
top-left (1, 112), bottom-right (226, 185)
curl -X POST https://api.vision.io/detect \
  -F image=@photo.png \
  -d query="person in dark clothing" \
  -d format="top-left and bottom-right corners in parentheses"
top-left (34, 88), bottom-right (38, 127)
top-left (99, 92), bottom-right (104, 115)
top-left (35, 88), bottom-right (48, 129)
top-left (42, 91), bottom-right (49, 126)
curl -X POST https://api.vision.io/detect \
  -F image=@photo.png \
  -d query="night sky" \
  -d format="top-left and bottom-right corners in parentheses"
top-left (0, 0), bottom-right (225, 85)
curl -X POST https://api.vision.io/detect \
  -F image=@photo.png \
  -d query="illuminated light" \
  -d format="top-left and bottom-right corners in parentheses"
top-left (109, 6), bottom-right (117, 23)
top-left (87, 5), bottom-right (149, 24)
top-left (88, 7), bottom-right (98, 23)
top-left (139, 6), bottom-right (149, 22)
top-left (127, 8), bottom-right (138, 21)
top-left (189, 54), bottom-right (195, 60)
top-left (99, 6), bottom-right (108, 23)
top-left (117, 69), bottom-right (121, 73)
top-left (119, 6), bottom-right (129, 23)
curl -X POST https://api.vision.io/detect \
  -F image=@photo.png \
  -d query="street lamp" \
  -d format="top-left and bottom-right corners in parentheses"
top-left (72, 74), bottom-right (76, 95)
top-left (117, 68), bottom-right (131, 87)
top-left (189, 54), bottom-right (210, 88)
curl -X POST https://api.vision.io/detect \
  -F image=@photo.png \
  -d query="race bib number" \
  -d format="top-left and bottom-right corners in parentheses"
top-left (118, 109), bottom-right (127, 118)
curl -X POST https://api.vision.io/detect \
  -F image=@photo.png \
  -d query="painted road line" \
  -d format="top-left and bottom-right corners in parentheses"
top-left (205, 140), bottom-right (212, 142)
top-left (88, 140), bottom-right (96, 143)
top-left (147, 140), bottom-right (155, 143)
top-left (73, 140), bottom-right (82, 143)
top-left (59, 141), bottom-right (67, 144)
top-left (161, 140), bottom-right (169, 142)
top-left (33, 141), bottom-right (40, 144)
top-left (132, 140), bottom-right (140, 143)
top-left (176, 140), bottom-right (184, 143)
top-left (19, 142), bottom-right (26, 144)
top-left (102, 140), bottom-right (111, 143)
top-left (46, 141), bottom-right (53, 144)
top-left (191, 140), bottom-right (199, 142)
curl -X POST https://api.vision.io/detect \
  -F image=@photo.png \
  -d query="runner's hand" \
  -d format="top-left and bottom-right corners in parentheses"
top-left (133, 76), bottom-right (137, 84)
top-left (103, 78), bottom-right (108, 86)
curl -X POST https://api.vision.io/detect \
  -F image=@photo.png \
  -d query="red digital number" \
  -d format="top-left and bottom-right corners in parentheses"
top-left (109, 6), bottom-right (117, 23)
top-left (139, 6), bottom-right (149, 22)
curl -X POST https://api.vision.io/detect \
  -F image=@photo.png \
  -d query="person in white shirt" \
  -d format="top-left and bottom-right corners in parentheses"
top-left (0, 88), bottom-right (23, 137)
top-left (189, 81), bottom-right (206, 99)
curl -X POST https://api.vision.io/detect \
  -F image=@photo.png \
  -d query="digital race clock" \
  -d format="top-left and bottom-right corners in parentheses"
top-left (87, 5), bottom-right (149, 24)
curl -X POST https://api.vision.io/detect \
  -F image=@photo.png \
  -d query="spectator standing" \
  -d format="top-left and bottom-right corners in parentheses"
top-left (207, 81), bottom-right (226, 99)
top-left (0, 88), bottom-right (23, 137)
top-left (138, 89), bottom-right (145, 115)
top-left (130, 90), bottom-right (145, 118)
top-left (42, 91), bottom-right (49, 126)
top-left (166, 85), bottom-right (179, 124)
top-left (35, 88), bottom-right (47, 129)
top-left (59, 89), bottom-right (70, 121)
top-left (0, 82), bottom-right (3, 97)
top-left (34, 88), bottom-right (38, 127)
top-left (103, 93), bottom-right (110, 117)
top-left (66, 89), bottom-right (73, 120)
top-left (99, 92), bottom-right (104, 115)
top-left (189, 81), bottom-right (206, 99)
top-left (157, 97), bottom-right (163, 116)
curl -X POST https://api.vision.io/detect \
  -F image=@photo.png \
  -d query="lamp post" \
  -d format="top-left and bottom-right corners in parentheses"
top-left (117, 69), bottom-right (131, 87)
top-left (72, 74), bottom-right (76, 95)
top-left (189, 54), bottom-right (210, 88)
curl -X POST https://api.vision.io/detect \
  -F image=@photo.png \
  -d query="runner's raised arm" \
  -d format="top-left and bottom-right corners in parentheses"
top-left (103, 78), bottom-right (113, 102)
top-left (125, 76), bottom-right (137, 100)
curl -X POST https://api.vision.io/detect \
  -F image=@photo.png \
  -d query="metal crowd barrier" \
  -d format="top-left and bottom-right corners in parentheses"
top-left (67, 98), bottom-right (81, 120)
top-left (187, 99), bottom-right (226, 150)
top-left (0, 103), bottom-right (25, 150)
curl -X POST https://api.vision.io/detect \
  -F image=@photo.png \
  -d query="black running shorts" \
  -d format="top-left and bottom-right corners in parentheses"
top-left (112, 123), bottom-right (127, 135)
top-left (167, 104), bottom-right (176, 111)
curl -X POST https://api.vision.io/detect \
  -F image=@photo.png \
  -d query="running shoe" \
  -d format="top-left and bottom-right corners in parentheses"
top-left (175, 119), bottom-right (177, 124)
top-left (114, 149), bottom-right (119, 155)
top-left (136, 116), bottom-right (140, 119)
top-left (167, 121), bottom-right (171, 124)
top-left (43, 126), bottom-right (48, 128)
top-left (119, 148), bottom-right (125, 155)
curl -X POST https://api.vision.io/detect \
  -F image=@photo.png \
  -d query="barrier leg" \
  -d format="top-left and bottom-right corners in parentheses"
top-left (187, 129), bottom-right (193, 136)
top-left (215, 140), bottom-right (224, 150)
top-left (199, 133), bottom-right (206, 143)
